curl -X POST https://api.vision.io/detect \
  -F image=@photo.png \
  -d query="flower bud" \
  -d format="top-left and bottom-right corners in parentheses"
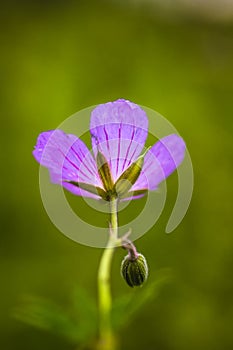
top-left (121, 253), bottom-right (148, 287)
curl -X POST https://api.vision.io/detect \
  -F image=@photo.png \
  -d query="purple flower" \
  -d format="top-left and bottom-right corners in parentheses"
top-left (33, 99), bottom-right (185, 201)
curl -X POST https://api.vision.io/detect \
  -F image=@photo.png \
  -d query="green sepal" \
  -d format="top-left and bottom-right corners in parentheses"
top-left (114, 147), bottom-right (150, 198)
top-left (120, 189), bottom-right (148, 200)
top-left (65, 180), bottom-right (108, 200)
top-left (96, 151), bottom-right (115, 192)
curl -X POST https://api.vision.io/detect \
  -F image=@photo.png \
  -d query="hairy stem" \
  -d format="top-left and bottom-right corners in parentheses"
top-left (97, 198), bottom-right (119, 350)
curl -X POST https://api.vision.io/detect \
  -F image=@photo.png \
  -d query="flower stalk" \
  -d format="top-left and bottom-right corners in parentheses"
top-left (97, 198), bottom-right (119, 350)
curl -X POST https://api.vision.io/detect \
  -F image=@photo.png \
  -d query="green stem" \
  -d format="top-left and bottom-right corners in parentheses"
top-left (97, 198), bottom-right (119, 350)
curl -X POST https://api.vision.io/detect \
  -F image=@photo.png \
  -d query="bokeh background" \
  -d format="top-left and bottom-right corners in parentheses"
top-left (1, 0), bottom-right (233, 349)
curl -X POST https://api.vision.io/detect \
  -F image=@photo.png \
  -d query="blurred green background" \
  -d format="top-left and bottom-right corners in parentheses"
top-left (1, 0), bottom-right (233, 349)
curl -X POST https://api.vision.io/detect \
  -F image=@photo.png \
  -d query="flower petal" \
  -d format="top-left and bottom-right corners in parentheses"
top-left (90, 99), bottom-right (148, 181)
top-left (33, 129), bottom-right (103, 198)
top-left (131, 134), bottom-right (186, 191)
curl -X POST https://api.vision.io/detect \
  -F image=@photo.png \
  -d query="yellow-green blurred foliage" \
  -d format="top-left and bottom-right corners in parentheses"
top-left (1, 1), bottom-right (233, 349)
